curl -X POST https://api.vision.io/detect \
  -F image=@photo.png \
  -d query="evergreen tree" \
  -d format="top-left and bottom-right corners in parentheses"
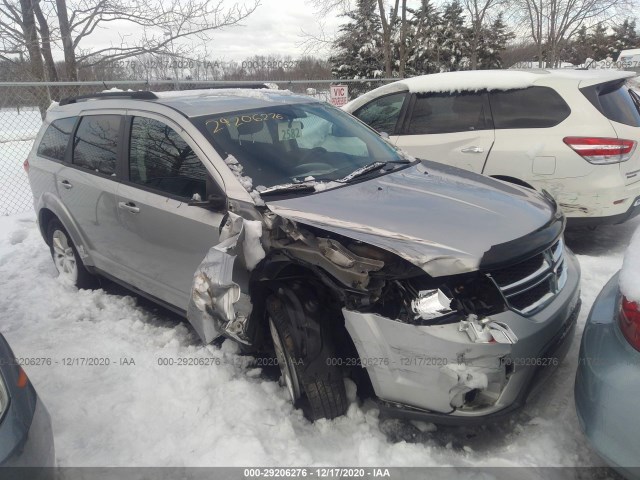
top-left (611, 19), bottom-right (639, 59)
top-left (330, 0), bottom-right (384, 79)
top-left (438, 1), bottom-right (470, 71)
top-left (589, 24), bottom-right (610, 60)
top-left (476, 14), bottom-right (513, 69)
top-left (407, 0), bottom-right (442, 74)
top-left (563, 26), bottom-right (591, 65)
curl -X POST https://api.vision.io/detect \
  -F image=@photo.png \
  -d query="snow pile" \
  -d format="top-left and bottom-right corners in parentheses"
top-left (242, 219), bottom-right (266, 270)
top-left (224, 155), bottom-right (265, 206)
top-left (620, 225), bottom-right (640, 302)
top-left (224, 155), bottom-right (253, 190)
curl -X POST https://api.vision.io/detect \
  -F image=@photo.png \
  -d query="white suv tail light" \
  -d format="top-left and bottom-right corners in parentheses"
top-left (563, 137), bottom-right (637, 164)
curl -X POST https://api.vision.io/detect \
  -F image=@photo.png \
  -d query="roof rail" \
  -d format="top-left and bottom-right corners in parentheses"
top-left (59, 90), bottom-right (158, 106)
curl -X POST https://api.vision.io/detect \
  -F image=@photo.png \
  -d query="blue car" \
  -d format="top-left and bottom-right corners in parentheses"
top-left (575, 272), bottom-right (640, 479)
top-left (0, 333), bottom-right (55, 477)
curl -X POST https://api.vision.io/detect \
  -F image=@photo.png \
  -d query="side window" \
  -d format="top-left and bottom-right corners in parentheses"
top-left (73, 115), bottom-right (120, 175)
top-left (37, 117), bottom-right (77, 161)
top-left (408, 92), bottom-right (489, 134)
top-left (490, 87), bottom-right (570, 129)
top-left (129, 117), bottom-right (207, 200)
top-left (353, 92), bottom-right (407, 133)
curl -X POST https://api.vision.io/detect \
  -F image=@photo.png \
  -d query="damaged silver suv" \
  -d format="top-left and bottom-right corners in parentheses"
top-left (27, 88), bottom-right (581, 422)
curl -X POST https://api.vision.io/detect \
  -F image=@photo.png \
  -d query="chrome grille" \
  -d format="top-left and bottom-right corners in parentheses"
top-left (488, 239), bottom-right (567, 315)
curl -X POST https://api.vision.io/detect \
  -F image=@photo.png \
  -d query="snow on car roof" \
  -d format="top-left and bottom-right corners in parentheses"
top-left (401, 70), bottom-right (540, 93)
top-left (398, 69), bottom-right (634, 93)
top-left (620, 225), bottom-right (640, 302)
top-left (343, 69), bottom-right (636, 111)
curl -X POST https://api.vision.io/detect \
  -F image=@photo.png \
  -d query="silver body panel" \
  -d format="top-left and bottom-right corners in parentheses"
top-left (345, 250), bottom-right (580, 416)
top-left (26, 89), bottom-right (582, 422)
top-left (575, 273), bottom-right (640, 478)
top-left (268, 161), bottom-right (555, 276)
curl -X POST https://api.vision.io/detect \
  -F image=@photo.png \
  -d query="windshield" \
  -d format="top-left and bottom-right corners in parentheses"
top-left (193, 101), bottom-right (407, 189)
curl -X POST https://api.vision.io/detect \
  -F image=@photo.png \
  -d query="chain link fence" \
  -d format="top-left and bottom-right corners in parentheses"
top-left (0, 78), bottom-right (393, 216)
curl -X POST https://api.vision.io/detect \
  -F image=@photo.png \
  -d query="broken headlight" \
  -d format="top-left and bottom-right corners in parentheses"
top-left (381, 272), bottom-right (507, 325)
top-left (411, 289), bottom-right (454, 320)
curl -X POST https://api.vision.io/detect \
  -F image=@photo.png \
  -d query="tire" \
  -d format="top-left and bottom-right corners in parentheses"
top-left (46, 219), bottom-right (96, 289)
top-left (266, 284), bottom-right (348, 421)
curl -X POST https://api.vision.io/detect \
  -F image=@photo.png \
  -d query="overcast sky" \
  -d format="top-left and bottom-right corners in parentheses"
top-left (208, 0), bottom-right (345, 60)
top-left (81, 0), bottom-right (346, 62)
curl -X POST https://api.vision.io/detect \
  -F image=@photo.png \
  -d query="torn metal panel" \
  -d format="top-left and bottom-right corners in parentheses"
top-left (273, 230), bottom-right (385, 291)
top-left (266, 162), bottom-right (556, 277)
top-left (186, 212), bottom-right (265, 344)
top-left (343, 308), bottom-right (513, 414)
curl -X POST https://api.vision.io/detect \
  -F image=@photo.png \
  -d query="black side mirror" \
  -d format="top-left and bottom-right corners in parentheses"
top-left (188, 193), bottom-right (227, 211)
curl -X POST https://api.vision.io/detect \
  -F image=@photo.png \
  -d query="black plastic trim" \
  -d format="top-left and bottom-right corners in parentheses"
top-left (479, 214), bottom-right (565, 271)
top-left (59, 91), bottom-right (158, 106)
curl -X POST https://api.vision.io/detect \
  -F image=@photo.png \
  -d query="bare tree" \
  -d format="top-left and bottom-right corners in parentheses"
top-left (377, 0), bottom-right (399, 77)
top-left (517, 0), bottom-right (630, 67)
top-left (305, 0), bottom-right (352, 16)
top-left (463, 0), bottom-right (505, 69)
top-left (298, 0), bottom-right (351, 56)
top-left (0, 0), bottom-right (260, 81)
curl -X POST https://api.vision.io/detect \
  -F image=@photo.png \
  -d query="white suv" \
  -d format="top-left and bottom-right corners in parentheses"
top-left (344, 69), bottom-right (640, 226)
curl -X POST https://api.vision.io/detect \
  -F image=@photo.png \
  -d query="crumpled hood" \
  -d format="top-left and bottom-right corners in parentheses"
top-left (266, 161), bottom-right (560, 277)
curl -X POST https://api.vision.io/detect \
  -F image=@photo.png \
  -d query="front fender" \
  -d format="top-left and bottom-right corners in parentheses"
top-left (186, 212), bottom-right (265, 344)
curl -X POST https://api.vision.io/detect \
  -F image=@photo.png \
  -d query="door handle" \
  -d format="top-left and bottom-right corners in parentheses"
top-left (461, 146), bottom-right (484, 154)
top-left (118, 201), bottom-right (140, 214)
top-left (59, 179), bottom-right (73, 189)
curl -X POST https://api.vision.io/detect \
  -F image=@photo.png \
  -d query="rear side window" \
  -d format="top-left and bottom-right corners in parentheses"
top-left (129, 117), bottom-right (207, 200)
top-left (490, 87), bottom-right (570, 128)
top-left (73, 115), bottom-right (121, 175)
top-left (354, 92), bottom-right (407, 133)
top-left (588, 82), bottom-right (640, 127)
top-left (408, 92), bottom-right (489, 134)
top-left (37, 117), bottom-right (76, 161)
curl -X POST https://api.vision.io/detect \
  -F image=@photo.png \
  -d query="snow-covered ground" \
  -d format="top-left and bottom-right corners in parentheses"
top-left (0, 210), bottom-right (636, 472)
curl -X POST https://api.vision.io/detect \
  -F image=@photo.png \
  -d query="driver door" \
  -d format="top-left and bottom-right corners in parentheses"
top-left (114, 113), bottom-right (225, 311)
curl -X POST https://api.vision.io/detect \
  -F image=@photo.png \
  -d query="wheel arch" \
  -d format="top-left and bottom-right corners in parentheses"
top-left (35, 193), bottom-right (95, 267)
top-left (248, 258), bottom-right (375, 398)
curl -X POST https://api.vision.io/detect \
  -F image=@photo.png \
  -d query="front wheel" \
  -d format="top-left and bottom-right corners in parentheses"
top-left (266, 285), bottom-right (348, 421)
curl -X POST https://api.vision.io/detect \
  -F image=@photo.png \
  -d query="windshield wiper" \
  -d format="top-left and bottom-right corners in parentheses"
top-left (336, 162), bottom-right (386, 183)
top-left (336, 160), bottom-right (412, 183)
top-left (259, 183), bottom-right (317, 196)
